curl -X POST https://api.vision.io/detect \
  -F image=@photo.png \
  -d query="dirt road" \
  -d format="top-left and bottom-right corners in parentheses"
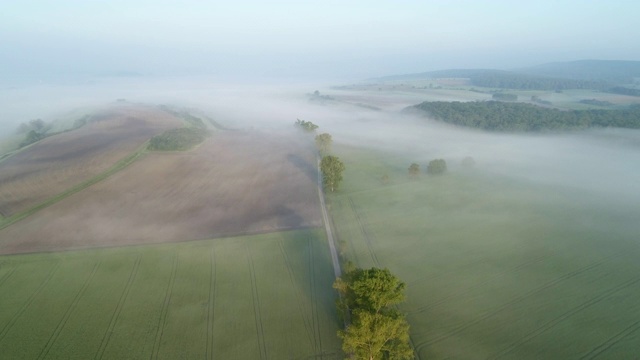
top-left (317, 157), bottom-right (342, 278)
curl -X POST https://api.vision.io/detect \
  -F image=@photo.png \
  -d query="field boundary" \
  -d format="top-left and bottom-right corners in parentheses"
top-left (316, 157), bottom-right (341, 278)
top-left (0, 142), bottom-right (149, 231)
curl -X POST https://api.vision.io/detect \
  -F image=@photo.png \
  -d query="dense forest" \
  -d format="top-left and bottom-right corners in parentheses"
top-left (407, 101), bottom-right (640, 132)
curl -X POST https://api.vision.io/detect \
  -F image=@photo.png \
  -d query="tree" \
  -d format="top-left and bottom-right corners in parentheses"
top-left (339, 310), bottom-right (413, 360)
top-left (334, 267), bottom-right (413, 360)
top-left (295, 118), bottom-right (318, 132)
top-left (427, 159), bottom-right (447, 175)
top-left (334, 267), bottom-right (406, 314)
top-left (315, 133), bottom-right (333, 153)
top-left (320, 155), bottom-right (345, 192)
top-left (408, 163), bottom-right (420, 179)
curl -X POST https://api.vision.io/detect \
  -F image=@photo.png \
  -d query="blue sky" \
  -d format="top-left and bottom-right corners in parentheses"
top-left (2, 0), bottom-right (639, 80)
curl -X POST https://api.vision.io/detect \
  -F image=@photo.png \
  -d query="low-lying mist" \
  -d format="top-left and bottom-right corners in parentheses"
top-left (2, 76), bottom-right (639, 208)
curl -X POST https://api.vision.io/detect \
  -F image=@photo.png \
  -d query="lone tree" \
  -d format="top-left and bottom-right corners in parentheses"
top-left (427, 159), bottom-right (447, 175)
top-left (334, 267), bottom-right (413, 360)
top-left (295, 118), bottom-right (319, 132)
top-left (320, 155), bottom-right (345, 192)
top-left (315, 133), bottom-right (333, 153)
top-left (408, 163), bottom-right (420, 179)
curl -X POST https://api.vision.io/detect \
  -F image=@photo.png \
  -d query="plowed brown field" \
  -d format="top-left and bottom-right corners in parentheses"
top-left (0, 130), bottom-right (321, 254)
top-left (0, 104), bottom-right (183, 217)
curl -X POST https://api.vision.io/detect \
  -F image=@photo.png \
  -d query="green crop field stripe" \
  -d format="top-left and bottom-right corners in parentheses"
top-left (334, 198), bottom-right (360, 265)
top-left (278, 239), bottom-right (316, 348)
top-left (0, 262), bottom-right (60, 344)
top-left (0, 265), bottom-right (18, 288)
top-left (348, 197), bottom-right (380, 267)
top-left (206, 247), bottom-right (216, 360)
top-left (414, 250), bottom-right (628, 352)
top-left (95, 255), bottom-right (141, 360)
top-left (308, 236), bottom-right (323, 354)
top-left (409, 254), bottom-right (548, 314)
top-left (580, 319), bottom-right (640, 360)
top-left (491, 276), bottom-right (640, 359)
top-left (247, 245), bottom-right (267, 360)
top-left (0, 142), bottom-right (148, 231)
top-left (37, 261), bottom-right (102, 360)
top-left (150, 252), bottom-right (178, 360)
top-left (406, 251), bottom-right (547, 290)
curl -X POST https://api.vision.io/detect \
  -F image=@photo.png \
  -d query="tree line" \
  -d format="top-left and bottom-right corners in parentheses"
top-left (408, 101), bottom-right (640, 132)
top-left (295, 118), bottom-right (413, 358)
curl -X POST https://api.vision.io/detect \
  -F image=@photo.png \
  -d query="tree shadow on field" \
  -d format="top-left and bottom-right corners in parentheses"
top-left (287, 153), bottom-right (318, 183)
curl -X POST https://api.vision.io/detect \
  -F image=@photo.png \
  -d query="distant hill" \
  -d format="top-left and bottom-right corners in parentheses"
top-left (517, 60), bottom-right (640, 84)
top-left (370, 60), bottom-right (640, 90)
top-left (372, 68), bottom-right (605, 90)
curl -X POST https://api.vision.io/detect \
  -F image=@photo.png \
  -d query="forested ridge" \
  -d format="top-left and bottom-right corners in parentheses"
top-left (407, 101), bottom-right (640, 132)
top-left (469, 71), bottom-right (605, 90)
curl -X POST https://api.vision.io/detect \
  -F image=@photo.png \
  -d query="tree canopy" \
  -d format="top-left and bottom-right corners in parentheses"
top-left (339, 310), bottom-right (413, 360)
top-left (315, 133), bottom-right (333, 153)
top-left (334, 267), bottom-right (412, 360)
top-left (295, 118), bottom-right (319, 132)
top-left (408, 101), bottom-right (640, 132)
top-left (427, 159), bottom-right (447, 175)
top-left (320, 155), bottom-right (345, 192)
top-left (408, 163), bottom-right (420, 179)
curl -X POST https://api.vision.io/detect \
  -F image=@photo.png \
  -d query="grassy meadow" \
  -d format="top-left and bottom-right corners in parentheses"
top-left (328, 144), bottom-right (640, 359)
top-left (0, 229), bottom-right (341, 359)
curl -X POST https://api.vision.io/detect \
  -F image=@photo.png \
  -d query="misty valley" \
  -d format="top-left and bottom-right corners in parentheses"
top-left (1, 59), bottom-right (640, 359)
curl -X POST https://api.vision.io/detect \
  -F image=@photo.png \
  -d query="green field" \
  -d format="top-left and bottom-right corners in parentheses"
top-left (0, 229), bottom-right (341, 359)
top-left (328, 145), bottom-right (640, 359)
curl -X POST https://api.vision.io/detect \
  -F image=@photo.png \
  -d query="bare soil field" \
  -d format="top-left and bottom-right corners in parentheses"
top-left (0, 104), bottom-right (183, 217)
top-left (0, 130), bottom-right (322, 254)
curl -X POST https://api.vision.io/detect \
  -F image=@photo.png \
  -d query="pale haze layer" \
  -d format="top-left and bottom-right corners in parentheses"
top-left (2, 0), bottom-right (639, 82)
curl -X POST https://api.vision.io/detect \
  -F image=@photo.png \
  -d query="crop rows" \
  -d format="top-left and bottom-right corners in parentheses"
top-left (413, 250), bottom-right (625, 352)
top-left (0, 230), bottom-right (341, 359)
top-left (0, 262), bottom-right (60, 344)
top-left (328, 144), bottom-right (640, 359)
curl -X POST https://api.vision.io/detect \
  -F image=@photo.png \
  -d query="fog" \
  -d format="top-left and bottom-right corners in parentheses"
top-left (2, 77), bottom-right (639, 211)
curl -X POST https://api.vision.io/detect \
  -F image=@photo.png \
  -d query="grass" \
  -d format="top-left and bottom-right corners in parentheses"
top-left (327, 144), bottom-right (640, 359)
top-left (0, 229), bottom-right (342, 359)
